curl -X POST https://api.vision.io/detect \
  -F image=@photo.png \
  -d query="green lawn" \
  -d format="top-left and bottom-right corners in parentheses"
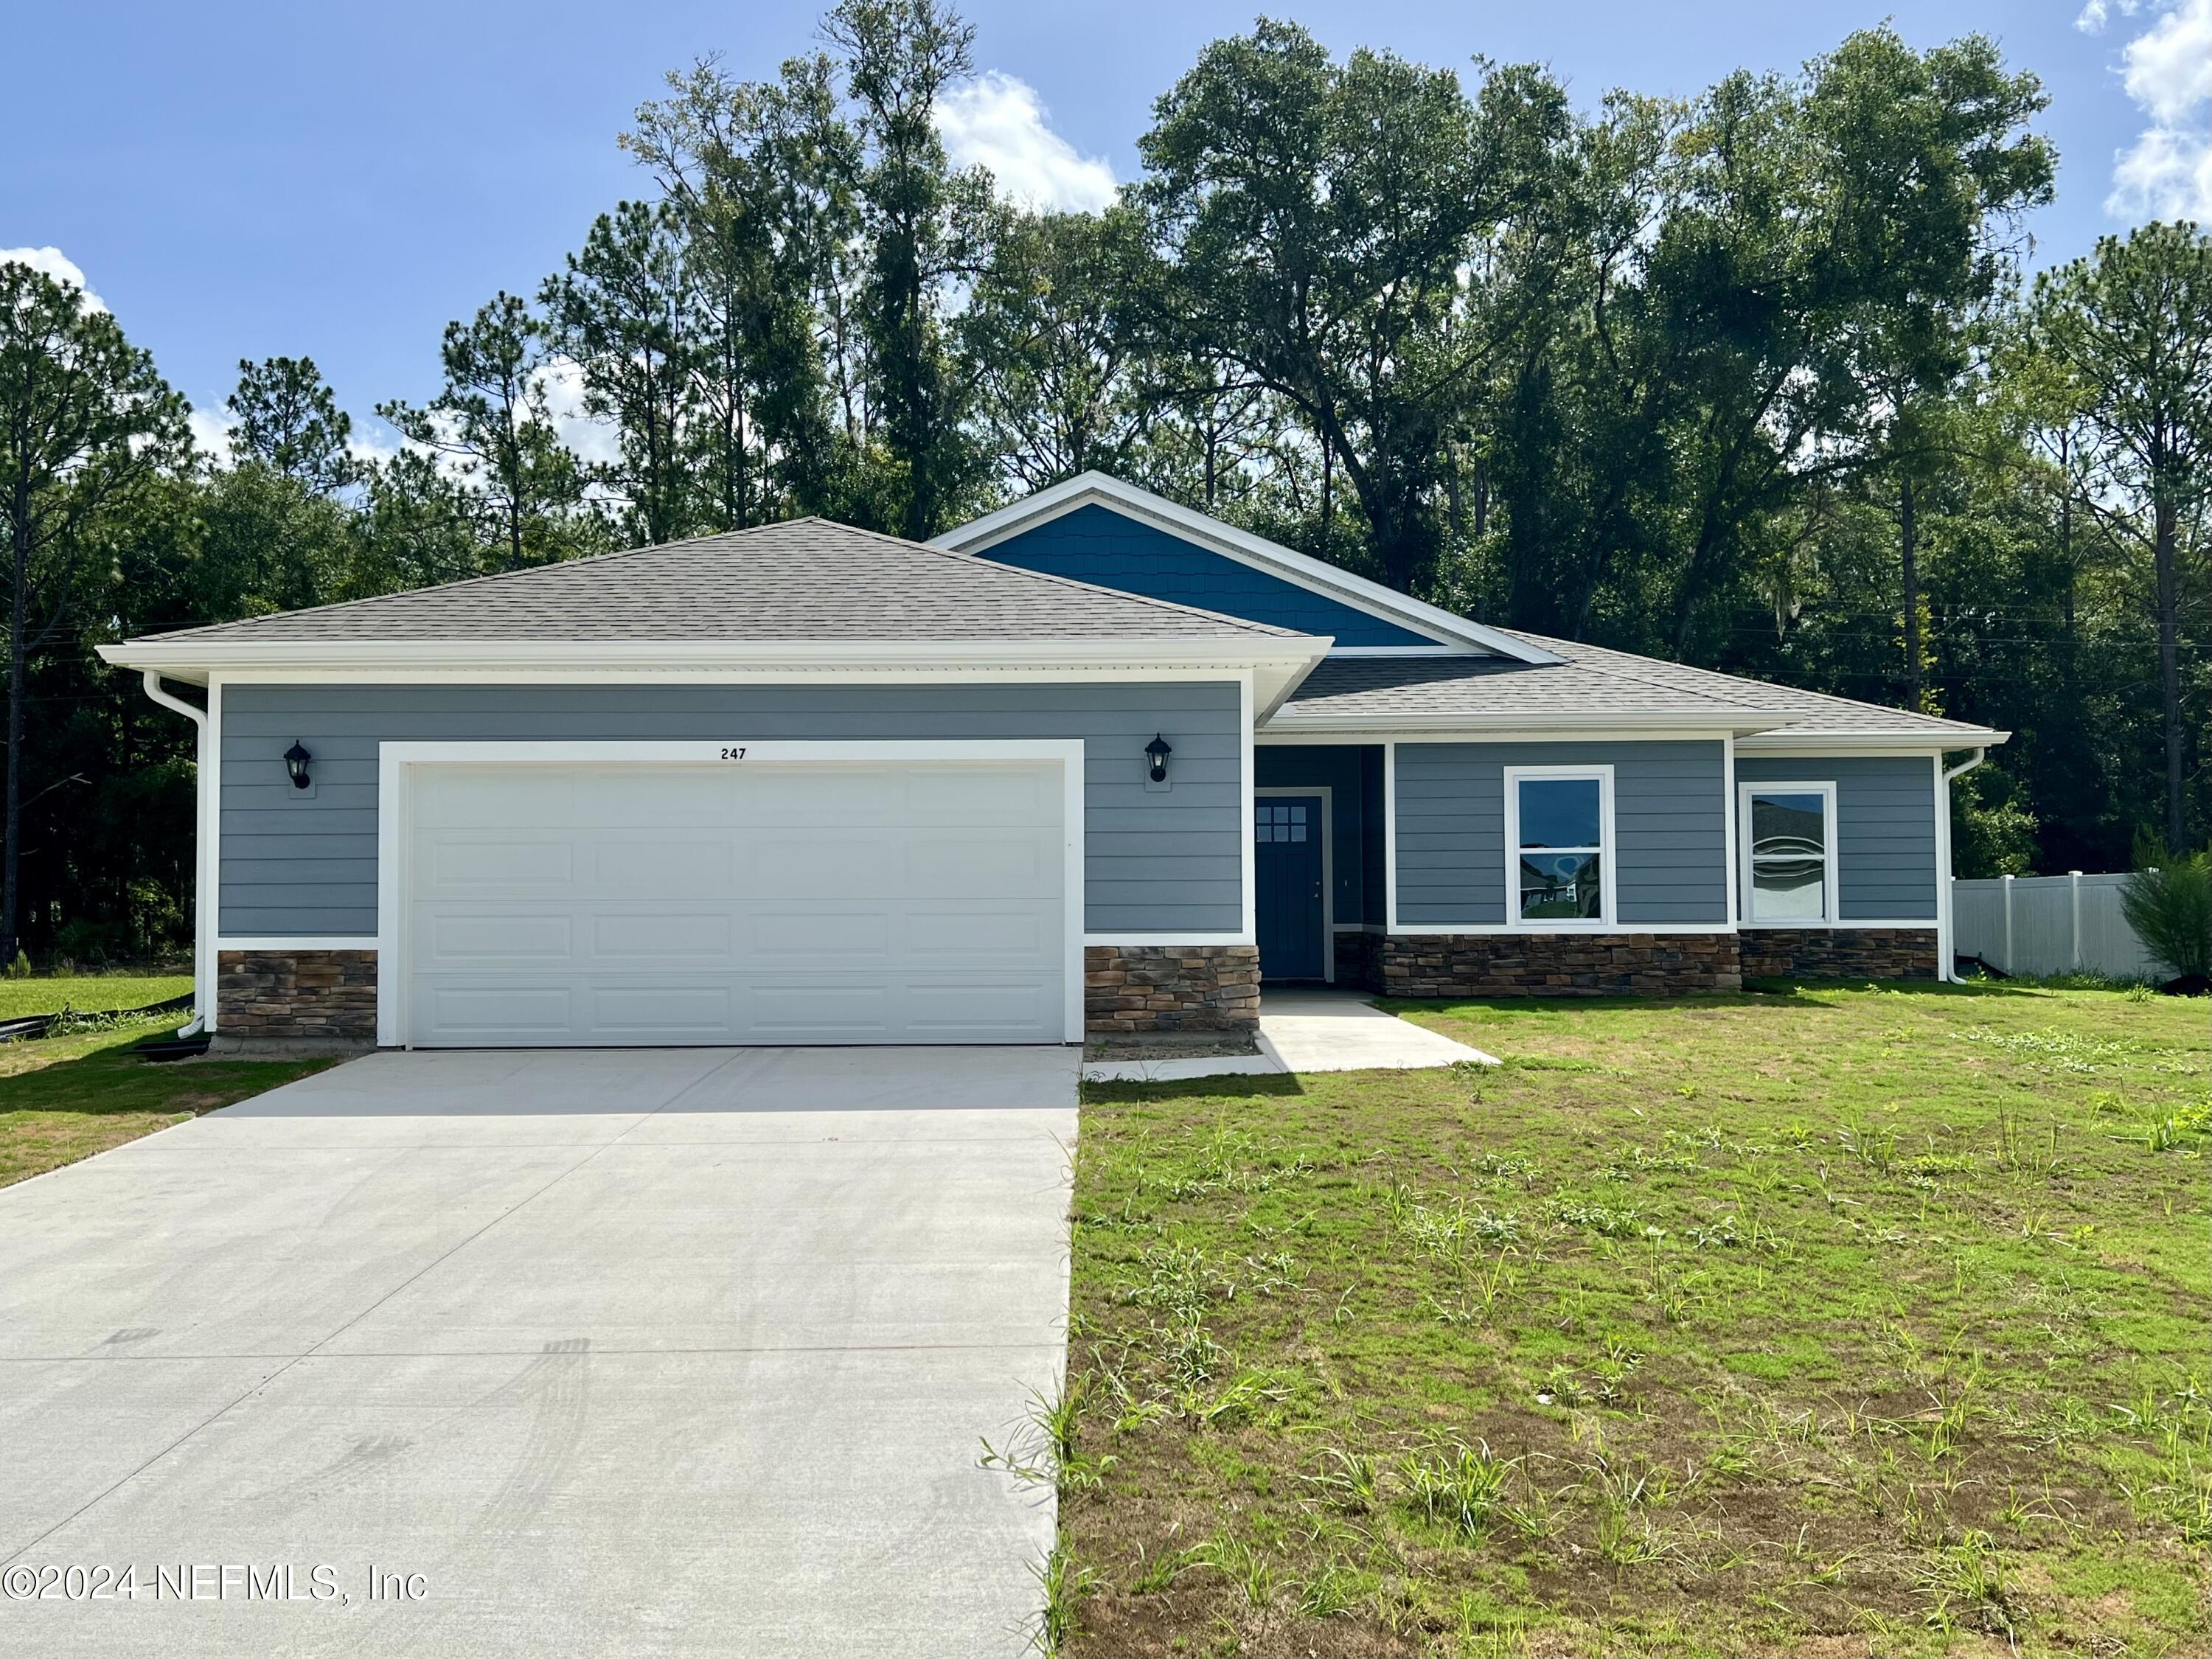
top-left (0, 970), bottom-right (192, 1020)
top-left (1056, 982), bottom-right (2210, 1658)
top-left (0, 1003), bottom-right (331, 1187)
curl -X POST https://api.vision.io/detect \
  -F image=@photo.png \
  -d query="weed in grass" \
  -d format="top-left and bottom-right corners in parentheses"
top-left (1396, 1436), bottom-right (1512, 1540)
top-left (1304, 1445), bottom-right (1380, 1512)
top-left (1030, 1541), bottom-right (1095, 1657)
top-left (1915, 1531), bottom-right (2019, 1641)
top-left (1291, 1558), bottom-right (1366, 1619)
top-left (981, 1375), bottom-right (1118, 1496)
top-left (1548, 1194), bottom-right (1644, 1237)
top-left (1186, 1530), bottom-right (1276, 1608)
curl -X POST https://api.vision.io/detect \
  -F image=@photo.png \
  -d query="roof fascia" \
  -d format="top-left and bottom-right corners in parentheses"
top-left (933, 473), bottom-right (1561, 667)
top-left (1735, 731), bottom-right (2010, 756)
top-left (96, 635), bottom-right (1332, 692)
top-left (1260, 709), bottom-right (1777, 739)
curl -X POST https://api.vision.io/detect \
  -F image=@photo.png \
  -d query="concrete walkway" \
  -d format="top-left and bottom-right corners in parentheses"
top-left (0, 1046), bottom-right (1078, 1659)
top-left (1084, 988), bottom-right (1496, 1082)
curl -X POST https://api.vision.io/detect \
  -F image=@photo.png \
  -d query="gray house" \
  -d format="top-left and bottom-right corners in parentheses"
top-left (100, 473), bottom-right (2003, 1048)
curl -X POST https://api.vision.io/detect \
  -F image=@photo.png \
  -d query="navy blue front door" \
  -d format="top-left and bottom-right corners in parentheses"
top-left (1255, 796), bottom-right (1326, 981)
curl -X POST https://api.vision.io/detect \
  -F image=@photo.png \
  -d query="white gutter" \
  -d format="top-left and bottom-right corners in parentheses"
top-left (1936, 747), bottom-right (1989, 984)
top-left (137, 671), bottom-right (209, 1035)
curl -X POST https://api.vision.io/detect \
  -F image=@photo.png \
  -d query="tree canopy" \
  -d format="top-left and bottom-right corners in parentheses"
top-left (1, 8), bottom-right (2205, 963)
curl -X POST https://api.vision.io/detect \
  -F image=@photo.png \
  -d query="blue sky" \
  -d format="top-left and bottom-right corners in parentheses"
top-left (7, 0), bottom-right (2208, 452)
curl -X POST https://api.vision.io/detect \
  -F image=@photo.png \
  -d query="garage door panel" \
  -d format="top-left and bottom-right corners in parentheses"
top-left (569, 768), bottom-right (739, 827)
top-left (414, 769), bottom-right (574, 829)
top-left (749, 981), bottom-right (897, 1040)
top-left (423, 837), bottom-right (574, 894)
top-left (904, 906), bottom-right (1055, 962)
top-left (418, 984), bottom-right (577, 1036)
top-left (587, 984), bottom-right (735, 1034)
top-left (728, 768), bottom-right (900, 824)
top-left (403, 759), bottom-right (1067, 1046)
top-left (748, 908), bottom-right (891, 960)
top-left (905, 765), bottom-right (1056, 824)
top-left (904, 979), bottom-right (1058, 1036)
top-left (590, 911), bottom-right (734, 961)
top-left (587, 838), bottom-right (734, 893)
top-left (420, 911), bottom-right (575, 965)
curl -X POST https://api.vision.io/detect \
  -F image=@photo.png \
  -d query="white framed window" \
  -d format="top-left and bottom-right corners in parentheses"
top-left (1738, 781), bottom-right (1838, 925)
top-left (1504, 766), bottom-right (1615, 928)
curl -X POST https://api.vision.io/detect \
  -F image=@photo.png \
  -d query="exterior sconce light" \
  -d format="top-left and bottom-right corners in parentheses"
top-left (283, 741), bottom-right (313, 791)
top-left (1144, 734), bottom-right (1172, 785)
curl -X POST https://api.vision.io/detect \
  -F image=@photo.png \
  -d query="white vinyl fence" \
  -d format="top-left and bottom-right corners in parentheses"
top-left (1950, 872), bottom-right (2163, 980)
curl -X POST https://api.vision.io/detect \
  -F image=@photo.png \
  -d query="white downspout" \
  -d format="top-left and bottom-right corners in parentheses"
top-left (139, 670), bottom-right (209, 1035)
top-left (1937, 748), bottom-right (1987, 984)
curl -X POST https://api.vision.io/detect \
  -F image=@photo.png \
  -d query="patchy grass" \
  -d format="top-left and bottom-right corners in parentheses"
top-left (0, 971), bottom-right (191, 1020)
top-left (1057, 982), bottom-right (2209, 1657)
top-left (0, 1024), bottom-right (330, 1189)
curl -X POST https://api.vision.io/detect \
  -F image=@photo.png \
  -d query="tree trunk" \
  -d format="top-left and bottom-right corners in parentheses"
top-left (2154, 496), bottom-right (2185, 853)
top-left (1899, 471), bottom-right (1921, 712)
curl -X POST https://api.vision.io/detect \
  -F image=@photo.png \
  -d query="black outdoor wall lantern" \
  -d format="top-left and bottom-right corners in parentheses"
top-left (283, 741), bottom-right (313, 790)
top-left (1145, 734), bottom-right (1172, 785)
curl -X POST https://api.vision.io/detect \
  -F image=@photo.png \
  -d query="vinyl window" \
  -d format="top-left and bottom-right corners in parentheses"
top-left (1739, 782), bottom-right (1837, 925)
top-left (1505, 767), bottom-right (1614, 927)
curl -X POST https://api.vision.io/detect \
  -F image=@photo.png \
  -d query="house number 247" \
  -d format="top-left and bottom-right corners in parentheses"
top-left (719, 747), bottom-right (748, 760)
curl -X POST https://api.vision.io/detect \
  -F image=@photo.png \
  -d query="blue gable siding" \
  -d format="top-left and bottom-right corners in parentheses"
top-left (978, 504), bottom-right (1436, 648)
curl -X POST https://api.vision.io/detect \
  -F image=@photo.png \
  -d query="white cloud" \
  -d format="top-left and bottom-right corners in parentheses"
top-left (535, 358), bottom-right (623, 468)
top-left (187, 405), bottom-right (237, 459)
top-left (934, 72), bottom-right (1118, 213)
top-left (0, 246), bottom-right (108, 313)
top-left (2098, 0), bottom-right (2212, 220)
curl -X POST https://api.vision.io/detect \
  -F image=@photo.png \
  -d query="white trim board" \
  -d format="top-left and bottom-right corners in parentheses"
top-left (928, 472), bottom-right (1557, 665)
top-left (373, 738), bottom-right (1089, 1048)
top-left (217, 936), bottom-right (380, 952)
top-left (1257, 784), bottom-right (1335, 984)
top-left (1385, 923), bottom-right (1737, 938)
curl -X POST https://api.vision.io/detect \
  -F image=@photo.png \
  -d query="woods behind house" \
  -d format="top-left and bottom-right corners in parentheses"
top-left (1, 1), bottom-right (2207, 964)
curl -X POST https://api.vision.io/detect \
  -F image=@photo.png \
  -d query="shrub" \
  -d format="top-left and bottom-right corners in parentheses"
top-left (2121, 842), bottom-right (2211, 984)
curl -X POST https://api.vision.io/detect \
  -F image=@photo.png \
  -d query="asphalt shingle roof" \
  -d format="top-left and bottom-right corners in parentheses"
top-left (1276, 629), bottom-right (1999, 741)
top-left (139, 518), bottom-right (1306, 646)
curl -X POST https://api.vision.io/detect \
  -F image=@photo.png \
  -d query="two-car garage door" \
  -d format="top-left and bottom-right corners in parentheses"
top-left (400, 758), bottom-right (1069, 1046)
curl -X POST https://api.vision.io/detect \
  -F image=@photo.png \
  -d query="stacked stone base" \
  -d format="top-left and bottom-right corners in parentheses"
top-left (1739, 927), bottom-right (1939, 980)
top-left (1334, 928), bottom-right (1385, 990)
top-left (1085, 944), bottom-right (1260, 1033)
top-left (217, 950), bottom-right (378, 1040)
top-left (1370, 932), bottom-right (1742, 998)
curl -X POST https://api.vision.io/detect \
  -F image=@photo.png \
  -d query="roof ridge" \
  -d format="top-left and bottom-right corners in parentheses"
top-left (153, 515), bottom-right (1305, 645)
top-left (1500, 627), bottom-right (1981, 731)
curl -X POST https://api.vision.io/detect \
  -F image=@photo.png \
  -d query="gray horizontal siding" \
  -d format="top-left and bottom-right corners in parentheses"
top-left (218, 681), bottom-right (1245, 936)
top-left (1395, 740), bottom-right (1728, 928)
top-left (1736, 754), bottom-right (1938, 921)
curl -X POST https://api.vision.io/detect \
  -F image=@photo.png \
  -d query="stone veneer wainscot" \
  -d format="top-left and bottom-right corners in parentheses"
top-left (1371, 933), bottom-right (1742, 998)
top-left (1739, 928), bottom-right (1939, 980)
top-left (217, 950), bottom-right (378, 1040)
top-left (1084, 944), bottom-right (1260, 1033)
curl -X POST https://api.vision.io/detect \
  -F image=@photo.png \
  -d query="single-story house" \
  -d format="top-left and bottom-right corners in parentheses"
top-left (100, 472), bottom-right (2004, 1048)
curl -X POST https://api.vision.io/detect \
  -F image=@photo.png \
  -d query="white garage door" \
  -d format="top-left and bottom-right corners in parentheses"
top-left (401, 759), bottom-right (1068, 1046)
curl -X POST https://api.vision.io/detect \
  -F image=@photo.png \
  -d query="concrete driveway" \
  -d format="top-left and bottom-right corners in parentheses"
top-left (0, 1046), bottom-right (1078, 1658)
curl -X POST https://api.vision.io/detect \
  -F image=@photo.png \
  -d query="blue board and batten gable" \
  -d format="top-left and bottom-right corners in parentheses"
top-left (974, 504), bottom-right (1439, 649)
